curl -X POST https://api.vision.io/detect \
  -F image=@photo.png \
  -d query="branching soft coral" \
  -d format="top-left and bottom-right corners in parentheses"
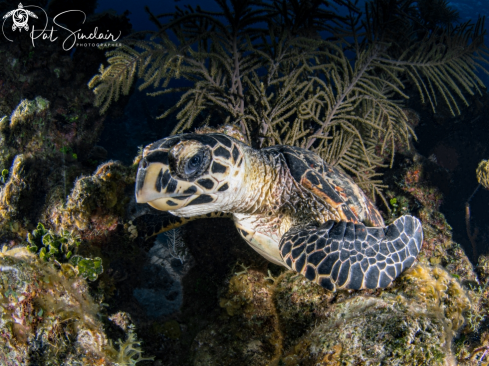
top-left (108, 331), bottom-right (155, 366)
top-left (89, 0), bottom-right (489, 202)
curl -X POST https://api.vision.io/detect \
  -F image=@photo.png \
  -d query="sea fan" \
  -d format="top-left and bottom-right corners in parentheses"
top-left (164, 228), bottom-right (188, 264)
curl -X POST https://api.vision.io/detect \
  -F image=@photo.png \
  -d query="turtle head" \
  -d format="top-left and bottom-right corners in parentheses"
top-left (135, 133), bottom-right (246, 216)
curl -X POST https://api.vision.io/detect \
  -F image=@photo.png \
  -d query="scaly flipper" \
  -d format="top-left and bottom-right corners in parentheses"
top-left (279, 215), bottom-right (423, 291)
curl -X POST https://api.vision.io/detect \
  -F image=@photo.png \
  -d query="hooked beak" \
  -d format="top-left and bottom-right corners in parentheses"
top-left (135, 162), bottom-right (199, 211)
top-left (135, 162), bottom-right (166, 204)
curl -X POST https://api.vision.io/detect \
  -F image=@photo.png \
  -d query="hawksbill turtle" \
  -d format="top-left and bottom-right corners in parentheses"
top-left (3, 3), bottom-right (38, 32)
top-left (135, 131), bottom-right (423, 291)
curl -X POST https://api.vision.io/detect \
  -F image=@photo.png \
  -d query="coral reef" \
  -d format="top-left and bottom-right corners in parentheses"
top-left (0, 246), bottom-right (152, 365)
top-left (43, 160), bottom-right (136, 236)
top-left (194, 269), bottom-right (282, 366)
top-left (0, 0), bottom-right (133, 242)
top-left (0, 3), bottom-right (160, 364)
top-left (192, 263), bottom-right (472, 365)
top-left (0, 93), bottom-right (153, 364)
top-left (1, 1), bottom-right (489, 364)
top-left (279, 295), bottom-right (451, 365)
top-left (0, 91), bottom-right (103, 241)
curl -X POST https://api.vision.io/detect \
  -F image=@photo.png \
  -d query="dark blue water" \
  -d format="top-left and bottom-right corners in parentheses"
top-left (96, 0), bottom-right (223, 32)
top-left (95, 0), bottom-right (489, 89)
top-left (96, 0), bottom-right (489, 32)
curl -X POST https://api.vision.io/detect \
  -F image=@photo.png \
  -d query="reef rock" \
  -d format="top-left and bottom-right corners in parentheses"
top-left (0, 246), bottom-right (153, 365)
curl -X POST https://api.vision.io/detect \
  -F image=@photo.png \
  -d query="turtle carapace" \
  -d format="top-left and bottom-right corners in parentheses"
top-left (135, 132), bottom-right (423, 291)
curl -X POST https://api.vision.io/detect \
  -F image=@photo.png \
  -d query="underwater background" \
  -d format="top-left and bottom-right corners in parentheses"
top-left (1, 0), bottom-right (489, 365)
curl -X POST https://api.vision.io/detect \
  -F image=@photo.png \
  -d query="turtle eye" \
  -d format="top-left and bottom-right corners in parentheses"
top-left (184, 151), bottom-right (204, 176)
top-left (169, 142), bottom-right (210, 179)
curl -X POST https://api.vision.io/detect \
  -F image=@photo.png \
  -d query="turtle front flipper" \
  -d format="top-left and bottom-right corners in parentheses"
top-left (279, 215), bottom-right (423, 291)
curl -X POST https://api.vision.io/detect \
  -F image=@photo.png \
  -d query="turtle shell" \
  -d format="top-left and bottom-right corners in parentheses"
top-left (265, 145), bottom-right (384, 227)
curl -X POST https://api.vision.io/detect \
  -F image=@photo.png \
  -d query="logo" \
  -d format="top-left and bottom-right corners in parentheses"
top-left (2, 3), bottom-right (38, 32)
top-left (1, 4), bottom-right (121, 51)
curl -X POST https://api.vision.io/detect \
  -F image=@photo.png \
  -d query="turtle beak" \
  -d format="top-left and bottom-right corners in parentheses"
top-left (135, 159), bottom-right (203, 212)
top-left (146, 197), bottom-right (191, 211)
top-left (135, 161), bottom-right (166, 204)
